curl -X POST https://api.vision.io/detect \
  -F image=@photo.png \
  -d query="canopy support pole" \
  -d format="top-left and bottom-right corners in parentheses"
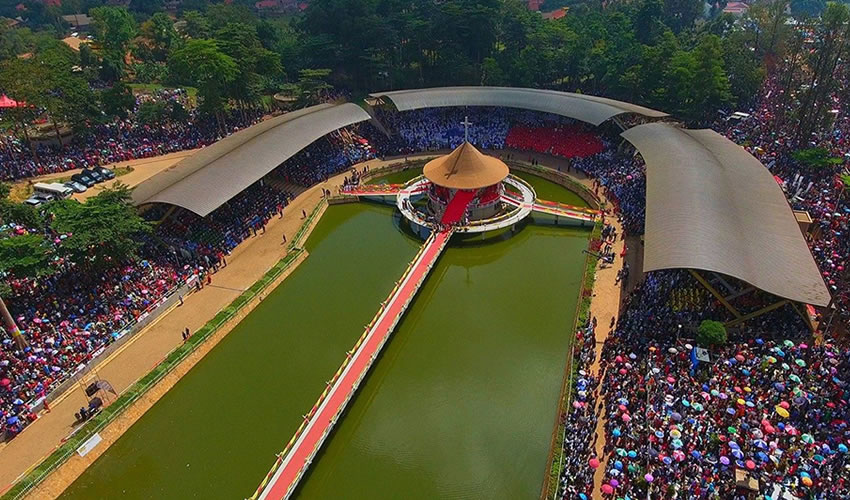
top-left (689, 270), bottom-right (742, 319)
top-left (725, 300), bottom-right (789, 327)
top-left (789, 301), bottom-right (816, 332)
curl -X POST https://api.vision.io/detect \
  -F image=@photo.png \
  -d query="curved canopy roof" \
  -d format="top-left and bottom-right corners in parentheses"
top-left (621, 123), bottom-right (830, 306)
top-left (423, 142), bottom-right (509, 189)
top-left (370, 87), bottom-right (668, 126)
top-left (132, 103), bottom-right (370, 216)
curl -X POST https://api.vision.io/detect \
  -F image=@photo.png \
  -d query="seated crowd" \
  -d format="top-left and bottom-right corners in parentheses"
top-left (0, 126), bottom-right (375, 439)
top-left (0, 89), bottom-right (264, 181)
top-left (1, 98), bottom-right (848, 500)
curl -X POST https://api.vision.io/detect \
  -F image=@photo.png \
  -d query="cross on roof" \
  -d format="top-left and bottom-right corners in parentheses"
top-left (461, 116), bottom-right (473, 143)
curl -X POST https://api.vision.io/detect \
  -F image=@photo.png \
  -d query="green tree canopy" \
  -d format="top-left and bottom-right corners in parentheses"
top-left (697, 320), bottom-right (728, 347)
top-left (48, 184), bottom-right (152, 269)
top-left (0, 233), bottom-right (54, 280)
top-left (792, 147), bottom-right (844, 168)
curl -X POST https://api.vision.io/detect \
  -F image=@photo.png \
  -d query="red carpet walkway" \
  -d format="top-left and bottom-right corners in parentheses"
top-left (441, 189), bottom-right (477, 225)
top-left (254, 229), bottom-right (452, 500)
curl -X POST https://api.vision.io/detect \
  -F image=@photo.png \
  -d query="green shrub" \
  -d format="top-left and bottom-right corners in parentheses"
top-left (697, 320), bottom-right (727, 347)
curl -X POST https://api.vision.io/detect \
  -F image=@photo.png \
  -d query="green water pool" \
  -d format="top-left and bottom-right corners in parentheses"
top-left (61, 174), bottom-right (589, 499)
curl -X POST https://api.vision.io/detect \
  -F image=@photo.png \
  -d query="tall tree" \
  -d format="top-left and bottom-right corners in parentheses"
top-left (797, 2), bottom-right (850, 141)
top-left (0, 233), bottom-right (54, 348)
top-left (90, 6), bottom-right (137, 80)
top-left (48, 184), bottom-right (152, 270)
top-left (168, 39), bottom-right (237, 129)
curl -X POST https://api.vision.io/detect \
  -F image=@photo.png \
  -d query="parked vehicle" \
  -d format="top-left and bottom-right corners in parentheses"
top-left (92, 166), bottom-right (116, 180)
top-left (82, 168), bottom-right (103, 183)
top-left (23, 193), bottom-right (53, 206)
top-left (32, 182), bottom-right (74, 200)
top-left (64, 181), bottom-right (87, 193)
top-left (71, 173), bottom-right (96, 187)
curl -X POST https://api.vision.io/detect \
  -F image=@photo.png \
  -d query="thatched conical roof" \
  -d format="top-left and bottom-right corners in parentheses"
top-left (423, 142), bottom-right (509, 190)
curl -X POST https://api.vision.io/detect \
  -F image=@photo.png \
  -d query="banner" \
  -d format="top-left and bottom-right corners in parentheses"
top-left (76, 432), bottom-right (102, 457)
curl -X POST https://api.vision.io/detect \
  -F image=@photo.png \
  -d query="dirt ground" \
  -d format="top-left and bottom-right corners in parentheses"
top-left (8, 149), bottom-right (198, 202)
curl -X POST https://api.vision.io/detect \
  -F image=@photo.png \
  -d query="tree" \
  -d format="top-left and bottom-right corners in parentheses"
top-left (0, 58), bottom-right (43, 158)
top-left (281, 68), bottom-right (333, 106)
top-left (664, 0), bottom-right (703, 32)
top-left (0, 233), bottom-right (54, 347)
top-left (792, 148), bottom-right (844, 168)
top-left (90, 6), bottom-right (136, 80)
top-left (666, 34), bottom-right (733, 122)
top-left (48, 184), bottom-right (152, 269)
top-left (79, 42), bottom-right (98, 69)
top-left (136, 100), bottom-right (168, 125)
top-left (90, 6), bottom-right (136, 54)
top-left (168, 39), bottom-right (237, 128)
top-left (129, 0), bottom-right (163, 17)
top-left (797, 2), bottom-right (850, 141)
top-left (205, 3), bottom-right (256, 30)
top-left (213, 23), bottom-right (281, 112)
top-left (138, 12), bottom-right (180, 62)
top-left (634, 0), bottom-right (666, 45)
top-left (697, 320), bottom-right (728, 347)
top-left (101, 82), bottom-right (136, 119)
top-left (181, 10), bottom-right (210, 39)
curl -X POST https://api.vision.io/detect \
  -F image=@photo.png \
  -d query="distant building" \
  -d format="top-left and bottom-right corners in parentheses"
top-left (62, 14), bottom-right (93, 31)
top-left (542, 8), bottom-right (567, 20)
top-left (255, 0), bottom-right (302, 12)
top-left (723, 1), bottom-right (750, 15)
top-left (527, 0), bottom-right (543, 11)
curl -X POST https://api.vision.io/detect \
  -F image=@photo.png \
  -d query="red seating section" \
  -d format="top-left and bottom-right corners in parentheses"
top-left (506, 124), bottom-right (604, 158)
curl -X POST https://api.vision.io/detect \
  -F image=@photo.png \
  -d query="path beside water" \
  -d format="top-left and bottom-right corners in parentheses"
top-left (59, 205), bottom-right (421, 499)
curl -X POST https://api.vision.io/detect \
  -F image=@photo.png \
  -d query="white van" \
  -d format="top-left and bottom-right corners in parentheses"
top-left (33, 182), bottom-right (74, 200)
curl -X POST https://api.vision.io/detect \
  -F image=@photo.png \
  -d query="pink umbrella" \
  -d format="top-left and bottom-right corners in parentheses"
top-left (589, 457), bottom-right (600, 468)
top-left (645, 473), bottom-right (654, 482)
top-left (621, 413), bottom-right (631, 422)
top-left (601, 484), bottom-right (614, 495)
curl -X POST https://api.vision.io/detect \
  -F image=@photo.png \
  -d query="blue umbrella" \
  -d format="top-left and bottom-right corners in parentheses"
top-left (614, 460), bottom-right (623, 471)
top-left (691, 450), bottom-right (702, 459)
top-left (13, 398), bottom-right (22, 405)
top-left (731, 449), bottom-right (744, 459)
top-left (757, 452), bottom-right (769, 462)
top-left (613, 428), bottom-right (622, 437)
top-left (6, 415), bottom-right (19, 425)
top-left (628, 450), bottom-right (637, 458)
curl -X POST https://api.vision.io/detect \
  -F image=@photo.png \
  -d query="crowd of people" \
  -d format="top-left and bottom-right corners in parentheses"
top-left (1, 85), bottom-right (848, 499)
top-left (561, 269), bottom-right (850, 499)
top-left (0, 122), bottom-right (388, 439)
top-left (552, 71), bottom-right (850, 498)
top-left (0, 88), bottom-right (264, 181)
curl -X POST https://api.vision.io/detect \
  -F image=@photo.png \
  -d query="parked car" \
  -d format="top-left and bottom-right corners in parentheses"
top-left (92, 166), bottom-right (115, 180)
top-left (82, 168), bottom-right (103, 183)
top-left (23, 193), bottom-right (53, 206)
top-left (71, 172), bottom-right (96, 187)
top-left (64, 181), bottom-right (87, 193)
